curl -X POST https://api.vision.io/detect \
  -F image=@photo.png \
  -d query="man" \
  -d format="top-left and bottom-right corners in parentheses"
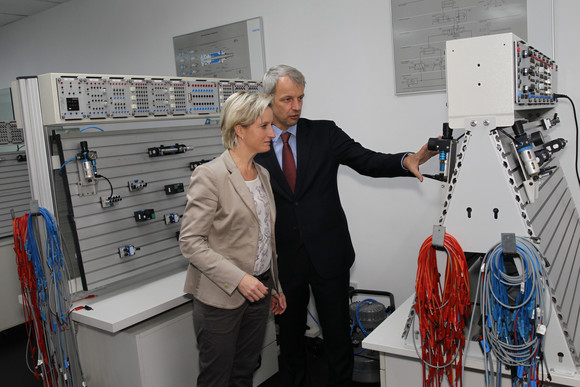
top-left (254, 65), bottom-right (435, 386)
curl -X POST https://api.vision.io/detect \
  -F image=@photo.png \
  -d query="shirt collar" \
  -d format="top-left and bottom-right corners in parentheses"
top-left (273, 124), bottom-right (297, 142)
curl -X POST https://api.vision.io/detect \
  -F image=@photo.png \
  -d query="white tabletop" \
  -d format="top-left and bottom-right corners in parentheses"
top-left (363, 294), bottom-right (580, 386)
top-left (362, 294), bottom-right (418, 356)
top-left (70, 270), bottom-right (189, 333)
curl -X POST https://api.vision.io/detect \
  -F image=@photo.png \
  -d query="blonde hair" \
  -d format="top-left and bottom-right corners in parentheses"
top-left (221, 92), bottom-right (273, 149)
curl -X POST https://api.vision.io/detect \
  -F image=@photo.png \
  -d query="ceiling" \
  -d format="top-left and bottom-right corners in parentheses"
top-left (0, 0), bottom-right (71, 29)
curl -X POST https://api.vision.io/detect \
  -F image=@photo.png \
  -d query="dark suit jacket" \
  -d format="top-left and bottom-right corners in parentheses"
top-left (255, 118), bottom-right (412, 279)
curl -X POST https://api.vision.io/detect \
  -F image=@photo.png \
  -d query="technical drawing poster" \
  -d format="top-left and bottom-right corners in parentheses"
top-left (391, 0), bottom-right (527, 94)
top-left (173, 17), bottom-right (266, 80)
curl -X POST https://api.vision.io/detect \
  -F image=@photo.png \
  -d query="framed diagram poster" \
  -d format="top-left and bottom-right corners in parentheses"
top-left (391, 0), bottom-right (527, 94)
top-left (173, 17), bottom-right (266, 80)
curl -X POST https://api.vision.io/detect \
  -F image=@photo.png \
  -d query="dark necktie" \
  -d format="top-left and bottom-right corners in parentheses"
top-left (281, 131), bottom-right (296, 192)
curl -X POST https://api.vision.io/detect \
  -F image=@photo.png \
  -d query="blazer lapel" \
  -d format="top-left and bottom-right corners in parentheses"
top-left (294, 120), bottom-right (312, 198)
top-left (222, 150), bottom-right (259, 221)
top-left (259, 145), bottom-right (294, 200)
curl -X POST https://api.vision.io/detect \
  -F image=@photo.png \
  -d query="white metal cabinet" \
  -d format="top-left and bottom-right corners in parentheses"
top-left (77, 302), bottom-right (278, 386)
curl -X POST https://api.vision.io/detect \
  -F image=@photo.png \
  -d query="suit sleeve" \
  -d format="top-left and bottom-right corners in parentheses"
top-left (328, 122), bottom-right (412, 178)
top-left (179, 166), bottom-right (246, 296)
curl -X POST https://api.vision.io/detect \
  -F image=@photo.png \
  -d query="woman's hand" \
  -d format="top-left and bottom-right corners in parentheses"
top-left (238, 274), bottom-right (269, 302)
top-left (270, 293), bottom-right (287, 315)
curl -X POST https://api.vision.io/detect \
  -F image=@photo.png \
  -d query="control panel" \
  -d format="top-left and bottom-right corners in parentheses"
top-left (0, 121), bottom-right (24, 144)
top-left (515, 40), bottom-right (557, 106)
top-left (38, 73), bottom-right (263, 125)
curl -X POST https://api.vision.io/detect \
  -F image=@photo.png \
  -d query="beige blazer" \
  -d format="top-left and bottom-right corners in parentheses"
top-left (179, 150), bottom-right (282, 309)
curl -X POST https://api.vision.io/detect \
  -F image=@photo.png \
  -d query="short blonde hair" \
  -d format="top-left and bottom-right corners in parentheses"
top-left (221, 92), bottom-right (273, 149)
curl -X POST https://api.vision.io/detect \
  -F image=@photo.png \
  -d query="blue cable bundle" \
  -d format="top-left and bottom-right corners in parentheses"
top-left (16, 206), bottom-right (86, 386)
top-left (479, 237), bottom-right (551, 387)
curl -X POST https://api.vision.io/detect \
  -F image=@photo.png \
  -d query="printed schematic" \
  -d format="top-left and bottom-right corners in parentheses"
top-left (173, 17), bottom-right (266, 80)
top-left (391, 0), bottom-right (526, 94)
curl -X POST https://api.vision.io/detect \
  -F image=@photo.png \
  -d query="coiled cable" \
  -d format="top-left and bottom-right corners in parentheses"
top-left (479, 236), bottom-right (551, 386)
top-left (414, 233), bottom-right (471, 387)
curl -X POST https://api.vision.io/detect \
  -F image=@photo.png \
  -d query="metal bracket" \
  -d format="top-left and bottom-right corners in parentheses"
top-left (432, 225), bottom-right (446, 250)
top-left (501, 233), bottom-right (518, 258)
top-left (401, 296), bottom-right (417, 340)
top-left (30, 200), bottom-right (40, 216)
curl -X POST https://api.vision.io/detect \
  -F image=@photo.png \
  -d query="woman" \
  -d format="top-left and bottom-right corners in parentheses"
top-left (179, 91), bottom-right (286, 386)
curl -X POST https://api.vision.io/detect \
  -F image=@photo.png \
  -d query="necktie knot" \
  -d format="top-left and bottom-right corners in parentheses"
top-left (282, 131), bottom-right (291, 144)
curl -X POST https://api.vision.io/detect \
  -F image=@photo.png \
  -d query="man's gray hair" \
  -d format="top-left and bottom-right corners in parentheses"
top-left (262, 65), bottom-right (306, 95)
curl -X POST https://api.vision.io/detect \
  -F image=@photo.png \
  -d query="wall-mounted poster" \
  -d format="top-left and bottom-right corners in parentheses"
top-left (173, 17), bottom-right (266, 80)
top-left (391, 0), bottom-right (527, 94)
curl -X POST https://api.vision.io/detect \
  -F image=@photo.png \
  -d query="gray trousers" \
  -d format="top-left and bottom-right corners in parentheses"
top-left (192, 290), bottom-right (270, 387)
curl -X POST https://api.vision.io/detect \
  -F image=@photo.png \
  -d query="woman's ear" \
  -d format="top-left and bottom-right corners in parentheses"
top-left (234, 124), bottom-right (244, 138)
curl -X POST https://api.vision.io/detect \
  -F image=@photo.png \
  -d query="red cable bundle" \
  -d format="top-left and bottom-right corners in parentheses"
top-left (13, 214), bottom-right (56, 387)
top-left (415, 233), bottom-right (471, 387)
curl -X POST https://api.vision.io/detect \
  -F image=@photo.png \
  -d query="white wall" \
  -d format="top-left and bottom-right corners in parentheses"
top-left (553, 0), bottom-right (580, 228)
top-left (0, 0), bottom-right (578, 313)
